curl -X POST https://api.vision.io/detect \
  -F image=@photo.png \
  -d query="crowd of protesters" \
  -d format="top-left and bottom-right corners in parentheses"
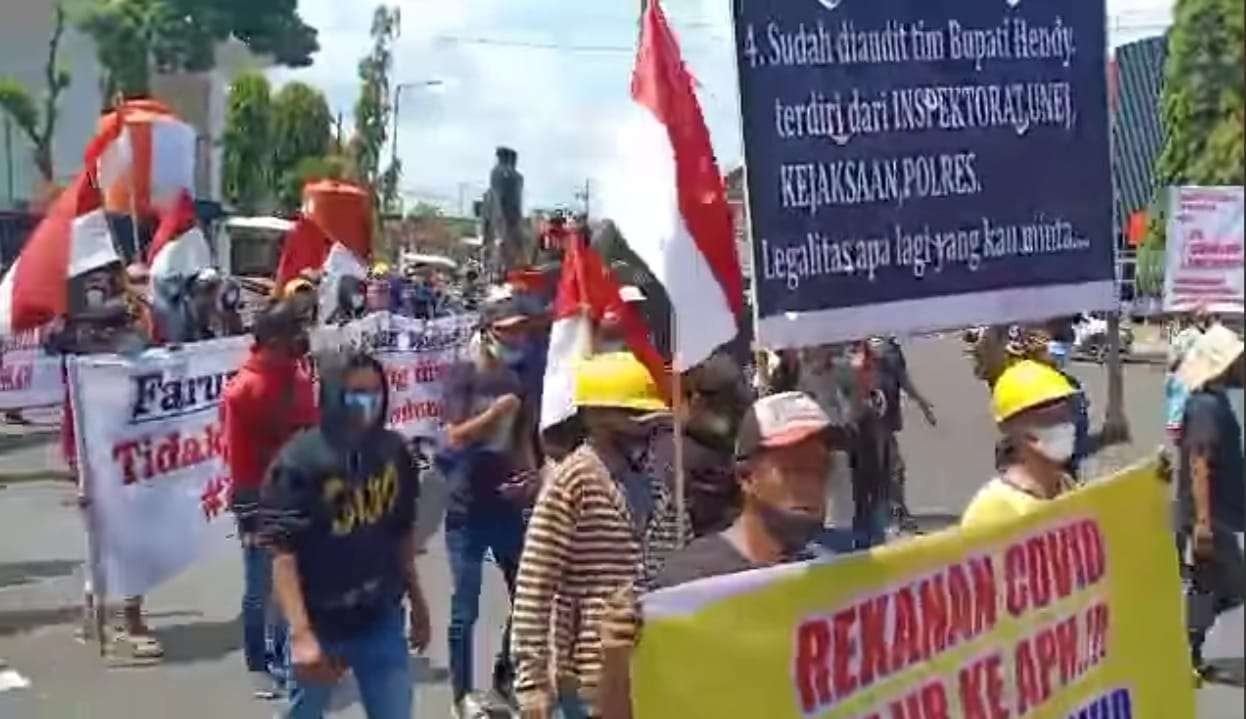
top-left (12, 204), bottom-right (1243, 717)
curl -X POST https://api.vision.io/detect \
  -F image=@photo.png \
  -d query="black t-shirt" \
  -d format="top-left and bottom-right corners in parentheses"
top-left (1179, 389), bottom-right (1245, 532)
top-left (653, 533), bottom-right (757, 589)
top-left (259, 427), bottom-right (419, 640)
top-left (439, 361), bottom-right (526, 523)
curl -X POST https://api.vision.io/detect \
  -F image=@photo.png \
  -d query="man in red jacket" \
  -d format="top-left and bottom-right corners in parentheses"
top-left (221, 300), bottom-right (319, 700)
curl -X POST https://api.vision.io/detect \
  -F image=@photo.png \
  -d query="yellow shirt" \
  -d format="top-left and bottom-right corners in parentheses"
top-left (961, 477), bottom-right (1050, 528)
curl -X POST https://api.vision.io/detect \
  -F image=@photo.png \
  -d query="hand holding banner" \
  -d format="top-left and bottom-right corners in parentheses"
top-left (633, 459), bottom-right (1192, 718)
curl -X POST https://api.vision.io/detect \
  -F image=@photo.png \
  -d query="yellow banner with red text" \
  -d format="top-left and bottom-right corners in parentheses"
top-left (633, 459), bottom-right (1192, 719)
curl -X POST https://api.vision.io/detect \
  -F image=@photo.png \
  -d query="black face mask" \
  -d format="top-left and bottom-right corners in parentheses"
top-left (754, 501), bottom-right (824, 556)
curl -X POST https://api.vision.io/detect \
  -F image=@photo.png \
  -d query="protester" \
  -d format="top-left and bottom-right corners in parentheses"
top-left (54, 265), bottom-right (162, 660)
top-left (439, 292), bottom-right (541, 715)
top-left (326, 275), bottom-right (369, 325)
top-left (511, 352), bottom-right (681, 719)
top-left (1173, 325), bottom-right (1245, 681)
top-left (124, 262), bottom-right (155, 339)
top-left (867, 336), bottom-right (936, 531)
top-left (259, 350), bottom-right (429, 719)
top-left (179, 268), bottom-right (225, 342)
top-left (962, 360), bottom-right (1079, 527)
top-left (595, 391), bottom-right (840, 719)
top-left (673, 353), bottom-right (751, 538)
top-left (1165, 310), bottom-right (1209, 441)
top-left (220, 300), bottom-right (319, 699)
top-left (214, 275), bottom-right (246, 336)
top-left (283, 277), bottom-right (320, 327)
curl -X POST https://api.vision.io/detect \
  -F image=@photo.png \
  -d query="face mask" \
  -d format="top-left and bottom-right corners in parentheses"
top-left (493, 339), bottom-right (525, 366)
top-left (754, 501), bottom-right (824, 556)
top-left (343, 390), bottom-right (384, 427)
top-left (84, 288), bottom-right (106, 307)
top-left (1029, 422), bottom-right (1076, 464)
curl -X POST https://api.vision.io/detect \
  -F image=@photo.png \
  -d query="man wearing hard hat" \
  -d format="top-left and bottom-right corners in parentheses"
top-left (962, 360), bottom-right (1080, 527)
top-left (511, 352), bottom-right (681, 719)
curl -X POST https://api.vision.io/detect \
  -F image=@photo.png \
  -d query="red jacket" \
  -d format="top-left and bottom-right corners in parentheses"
top-left (221, 348), bottom-right (319, 494)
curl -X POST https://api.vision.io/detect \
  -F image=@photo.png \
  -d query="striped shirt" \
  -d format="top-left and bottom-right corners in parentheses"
top-left (511, 441), bottom-right (684, 712)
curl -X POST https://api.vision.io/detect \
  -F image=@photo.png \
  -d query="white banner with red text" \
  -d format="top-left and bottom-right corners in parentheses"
top-left (70, 313), bottom-right (475, 598)
top-left (0, 330), bottom-right (63, 410)
top-left (1164, 186), bottom-right (1245, 314)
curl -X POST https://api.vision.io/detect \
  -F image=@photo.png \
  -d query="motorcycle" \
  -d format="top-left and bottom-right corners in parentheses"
top-left (1072, 313), bottom-right (1134, 364)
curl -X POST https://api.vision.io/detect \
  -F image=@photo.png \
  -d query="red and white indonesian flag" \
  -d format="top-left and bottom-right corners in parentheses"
top-left (0, 173), bottom-right (119, 335)
top-left (540, 234), bottom-right (670, 430)
top-left (91, 99), bottom-right (196, 218)
top-left (148, 190), bottom-right (210, 280)
top-left (319, 241), bottom-right (368, 320)
top-left (600, 0), bottom-right (743, 370)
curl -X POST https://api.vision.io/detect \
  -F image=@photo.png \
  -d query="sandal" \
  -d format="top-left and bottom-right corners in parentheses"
top-left (110, 630), bottom-right (164, 660)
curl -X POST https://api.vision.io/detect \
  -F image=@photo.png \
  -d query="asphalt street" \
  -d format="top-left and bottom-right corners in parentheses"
top-left (0, 335), bottom-right (1241, 718)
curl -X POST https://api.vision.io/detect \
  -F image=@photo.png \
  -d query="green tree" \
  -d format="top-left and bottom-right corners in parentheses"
top-left (0, 4), bottom-right (70, 182)
top-left (408, 201), bottom-right (442, 219)
top-left (76, 0), bottom-right (318, 100)
top-left (272, 81), bottom-right (333, 211)
top-left (353, 6), bottom-right (400, 214)
top-left (221, 72), bottom-right (273, 214)
top-left (1145, 0), bottom-right (1245, 251)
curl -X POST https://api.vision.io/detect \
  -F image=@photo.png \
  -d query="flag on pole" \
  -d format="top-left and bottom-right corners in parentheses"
top-left (602, 0), bottom-right (743, 370)
top-left (540, 232), bottom-right (669, 430)
top-left (274, 215), bottom-right (332, 294)
top-left (91, 99), bottom-right (196, 218)
top-left (0, 173), bottom-right (119, 334)
top-left (318, 240), bottom-right (368, 320)
top-left (148, 190), bottom-right (211, 280)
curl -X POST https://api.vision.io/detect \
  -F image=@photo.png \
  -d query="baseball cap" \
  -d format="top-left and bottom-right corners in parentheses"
top-left (735, 391), bottom-right (836, 459)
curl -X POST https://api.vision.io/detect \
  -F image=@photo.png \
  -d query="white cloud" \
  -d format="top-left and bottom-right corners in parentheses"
top-left (274, 0), bottom-right (741, 212)
top-left (277, 0), bottom-right (1171, 211)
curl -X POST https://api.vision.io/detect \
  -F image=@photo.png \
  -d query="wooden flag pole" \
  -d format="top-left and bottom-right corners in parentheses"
top-left (670, 315), bottom-right (688, 548)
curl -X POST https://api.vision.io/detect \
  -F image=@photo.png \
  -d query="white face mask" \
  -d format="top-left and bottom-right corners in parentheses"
top-left (1029, 422), bottom-right (1076, 464)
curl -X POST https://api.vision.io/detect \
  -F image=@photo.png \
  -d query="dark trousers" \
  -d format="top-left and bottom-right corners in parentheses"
top-left (445, 510), bottom-right (525, 701)
top-left (242, 542), bottom-right (288, 677)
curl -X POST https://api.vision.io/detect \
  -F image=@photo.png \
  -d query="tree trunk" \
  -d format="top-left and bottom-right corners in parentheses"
top-left (1100, 311), bottom-right (1131, 445)
top-left (33, 144), bottom-right (53, 182)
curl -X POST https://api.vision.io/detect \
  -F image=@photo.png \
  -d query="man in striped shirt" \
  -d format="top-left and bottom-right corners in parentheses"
top-left (511, 352), bottom-right (680, 719)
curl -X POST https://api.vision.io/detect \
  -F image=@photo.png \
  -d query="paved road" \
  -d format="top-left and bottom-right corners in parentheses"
top-left (0, 336), bottom-right (1240, 717)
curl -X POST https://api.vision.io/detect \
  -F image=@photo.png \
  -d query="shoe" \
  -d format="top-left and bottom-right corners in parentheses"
top-left (249, 671), bottom-right (283, 700)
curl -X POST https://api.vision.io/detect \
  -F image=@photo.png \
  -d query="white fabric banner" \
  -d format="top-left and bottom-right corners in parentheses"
top-left (1164, 186), bottom-right (1245, 314)
top-left (0, 331), bottom-right (63, 410)
top-left (71, 313), bottom-right (475, 598)
top-left (69, 336), bottom-right (249, 599)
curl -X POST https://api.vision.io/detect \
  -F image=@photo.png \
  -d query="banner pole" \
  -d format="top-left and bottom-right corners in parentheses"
top-left (671, 316), bottom-right (687, 548)
top-left (67, 355), bottom-right (108, 657)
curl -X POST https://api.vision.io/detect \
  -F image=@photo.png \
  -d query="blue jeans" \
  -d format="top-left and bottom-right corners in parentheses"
top-left (445, 511), bottom-right (524, 701)
top-left (286, 605), bottom-right (413, 719)
top-left (242, 543), bottom-right (287, 678)
top-left (557, 692), bottom-right (595, 718)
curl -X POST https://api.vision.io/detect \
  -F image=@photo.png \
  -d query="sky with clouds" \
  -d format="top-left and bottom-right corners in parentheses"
top-left (270, 0), bottom-right (1176, 214)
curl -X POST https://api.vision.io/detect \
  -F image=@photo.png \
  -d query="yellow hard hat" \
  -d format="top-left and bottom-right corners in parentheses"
top-left (282, 278), bottom-right (315, 297)
top-left (992, 360), bottom-right (1076, 423)
top-left (574, 352), bottom-right (668, 412)
top-left (371, 262), bottom-right (391, 277)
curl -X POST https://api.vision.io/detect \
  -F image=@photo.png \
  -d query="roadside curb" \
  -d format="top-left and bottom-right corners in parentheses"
top-left (0, 470), bottom-right (74, 487)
